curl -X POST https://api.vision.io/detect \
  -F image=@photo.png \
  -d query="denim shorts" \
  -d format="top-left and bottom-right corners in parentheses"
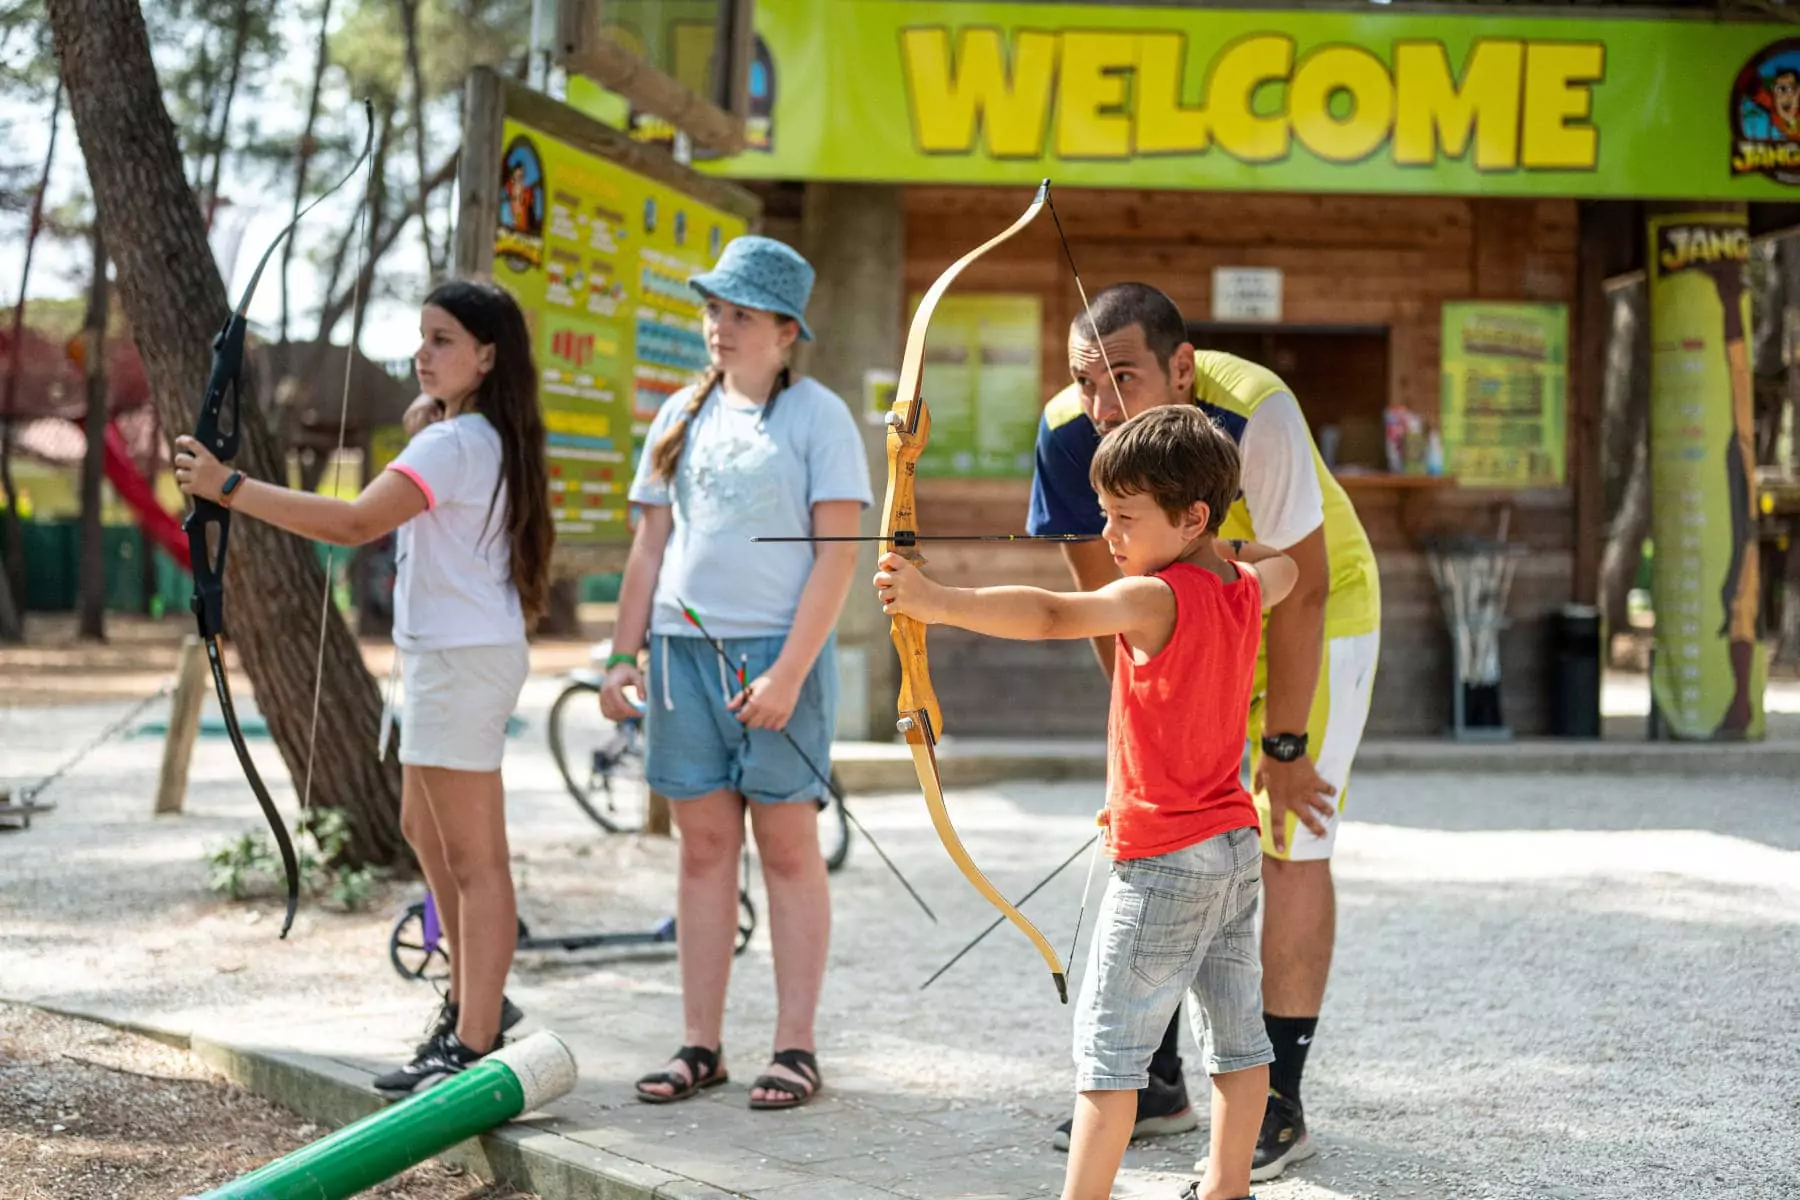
top-left (1072, 825), bottom-right (1272, 1090)
top-left (644, 632), bottom-right (837, 805)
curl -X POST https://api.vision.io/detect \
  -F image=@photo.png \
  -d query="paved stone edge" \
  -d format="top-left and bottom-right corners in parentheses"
top-left (12, 999), bottom-right (747, 1200)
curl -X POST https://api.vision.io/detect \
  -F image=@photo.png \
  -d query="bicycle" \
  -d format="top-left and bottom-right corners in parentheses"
top-left (547, 663), bottom-right (851, 872)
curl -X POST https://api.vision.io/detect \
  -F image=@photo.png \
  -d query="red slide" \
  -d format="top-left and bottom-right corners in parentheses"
top-left (101, 422), bottom-right (191, 571)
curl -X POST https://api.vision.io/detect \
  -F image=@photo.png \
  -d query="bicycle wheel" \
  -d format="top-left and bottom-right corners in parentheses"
top-left (548, 680), bottom-right (649, 833)
top-left (388, 899), bottom-right (450, 984)
top-left (820, 771), bottom-right (850, 873)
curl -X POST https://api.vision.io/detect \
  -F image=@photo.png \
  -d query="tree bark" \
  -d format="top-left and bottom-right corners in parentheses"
top-left (1598, 281), bottom-right (1652, 643)
top-left (47, 0), bottom-right (404, 867)
top-left (77, 222), bottom-right (110, 641)
top-left (280, 0), bottom-right (334, 347)
top-left (0, 76), bottom-right (61, 641)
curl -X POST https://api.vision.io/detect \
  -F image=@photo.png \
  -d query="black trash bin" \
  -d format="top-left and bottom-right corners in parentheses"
top-left (1549, 604), bottom-right (1603, 738)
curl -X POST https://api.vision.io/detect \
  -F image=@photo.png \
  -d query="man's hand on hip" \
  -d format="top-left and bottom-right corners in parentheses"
top-left (1256, 754), bottom-right (1337, 854)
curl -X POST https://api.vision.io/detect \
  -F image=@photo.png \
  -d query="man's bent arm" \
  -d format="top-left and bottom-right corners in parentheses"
top-left (1262, 526), bottom-right (1329, 736)
top-left (1061, 539), bottom-right (1123, 679)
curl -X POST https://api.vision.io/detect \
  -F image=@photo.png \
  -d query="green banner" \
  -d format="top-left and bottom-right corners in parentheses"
top-left (1439, 302), bottom-right (1567, 488)
top-left (1646, 211), bottom-right (1766, 740)
top-left (574, 2), bottom-right (1800, 199)
top-left (904, 294), bottom-right (1042, 478)
top-left (490, 118), bottom-right (747, 544)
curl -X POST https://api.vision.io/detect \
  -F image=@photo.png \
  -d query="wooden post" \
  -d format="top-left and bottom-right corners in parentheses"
top-left (154, 634), bottom-right (208, 815)
top-left (644, 790), bottom-right (672, 837)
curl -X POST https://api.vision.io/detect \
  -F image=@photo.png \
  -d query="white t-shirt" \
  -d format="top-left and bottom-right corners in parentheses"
top-left (1236, 392), bottom-right (1325, 551)
top-left (385, 413), bottom-right (526, 651)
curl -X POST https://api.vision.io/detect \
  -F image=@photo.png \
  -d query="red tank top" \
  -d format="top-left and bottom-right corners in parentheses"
top-left (1106, 561), bottom-right (1263, 860)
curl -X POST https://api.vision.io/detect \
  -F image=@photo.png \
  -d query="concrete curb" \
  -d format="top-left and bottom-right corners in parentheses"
top-left (19, 1000), bottom-right (740, 1200)
top-left (828, 736), bottom-right (1798, 791)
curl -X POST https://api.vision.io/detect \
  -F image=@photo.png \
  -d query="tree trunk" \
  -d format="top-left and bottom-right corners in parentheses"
top-left (0, 76), bottom-right (61, 641)
top-left (280, 0), bottom-right (334, 347)
top-left (1598, 280), bottom-right (1652, 643)
top-left (538, 577), bottom-right (581, 637)
top-left (77, 222), bottom-right (110, 641)
top-left (398, 0), bottom-right (441, 281)
top-left (47, 0), bottom-right (405, 867)
top-left (202, 0), bottom-right (252, 229)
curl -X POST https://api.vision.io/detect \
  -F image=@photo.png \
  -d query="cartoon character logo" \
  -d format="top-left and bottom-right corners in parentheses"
top-left (496, 135), bottom-right (547, 270)
top-left (1731, 41), bottom-right (1800, 182)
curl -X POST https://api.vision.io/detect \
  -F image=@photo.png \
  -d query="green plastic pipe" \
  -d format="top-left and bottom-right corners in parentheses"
top-left (186, 1030), bottom-right (577, 1200)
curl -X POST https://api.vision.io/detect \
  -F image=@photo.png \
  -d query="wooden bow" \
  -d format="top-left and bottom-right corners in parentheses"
top-left (883, 180), bottom-right (1071, 1003)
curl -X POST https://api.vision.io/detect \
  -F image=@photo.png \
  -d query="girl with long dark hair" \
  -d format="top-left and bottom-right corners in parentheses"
top-left (175, 279), bottom-right (554, 1092)
top-left (599, 236), bottom-right (870, 1110)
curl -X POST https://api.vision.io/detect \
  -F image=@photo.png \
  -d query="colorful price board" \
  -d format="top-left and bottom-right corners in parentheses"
top-left (490, 117), bottom-right (748, 543)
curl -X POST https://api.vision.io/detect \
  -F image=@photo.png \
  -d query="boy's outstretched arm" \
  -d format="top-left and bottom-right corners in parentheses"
top-left (874, 552), bottom-right (1171, 648)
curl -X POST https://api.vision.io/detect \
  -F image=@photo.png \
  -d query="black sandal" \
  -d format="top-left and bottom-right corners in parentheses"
top-left (1178, 1188), bottom-right (1252, 1200)
top-left (748, 1048), bottom-right (821, 1110)
top-left (634, 1044), bottom-right (727, 1104)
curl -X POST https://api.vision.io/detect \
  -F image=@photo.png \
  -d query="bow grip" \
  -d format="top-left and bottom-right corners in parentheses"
top-left (194, 314), bottom-right (249, 461)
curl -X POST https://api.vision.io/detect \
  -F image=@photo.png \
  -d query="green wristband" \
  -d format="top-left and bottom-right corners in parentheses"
top-left (605, 651), bottom-right (639, 670)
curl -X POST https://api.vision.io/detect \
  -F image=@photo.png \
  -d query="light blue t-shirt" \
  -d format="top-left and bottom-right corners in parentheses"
top-left (628, 375), bottom-right (873, 638)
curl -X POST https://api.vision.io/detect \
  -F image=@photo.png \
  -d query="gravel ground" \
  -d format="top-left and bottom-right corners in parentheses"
top-left (0, 1002), bottom-right (535, 1200)
top-left (1, 677), bottom-right (1796, 1200)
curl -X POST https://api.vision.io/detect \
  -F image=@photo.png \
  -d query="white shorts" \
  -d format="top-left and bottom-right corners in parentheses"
top-left (396, 642), bottom-right (529, 771)
top-left (1247, 630), bottom-right (1380, 862)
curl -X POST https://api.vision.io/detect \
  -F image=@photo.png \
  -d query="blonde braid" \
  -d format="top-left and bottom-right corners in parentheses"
top-left (650, 366), bottom-right (722, 482)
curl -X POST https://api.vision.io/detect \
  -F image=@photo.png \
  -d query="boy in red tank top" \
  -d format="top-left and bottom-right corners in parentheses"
top-left (876, 406), bottom-right (1298, 1200)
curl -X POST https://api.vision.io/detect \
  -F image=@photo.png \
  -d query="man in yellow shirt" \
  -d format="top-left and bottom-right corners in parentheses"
top-left (1030, 283), bottom-right (1380, 1181)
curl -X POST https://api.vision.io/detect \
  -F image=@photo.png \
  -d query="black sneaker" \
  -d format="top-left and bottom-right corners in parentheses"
top-left (1249, 1089), bottom-right (1315, 1181)
top-left (372, 1032), bottom-right (501, 1096)
top-left (419, 994), bottom-right (525, 1053)
top-left (1052, 1070), bottom-right (1199, 1151)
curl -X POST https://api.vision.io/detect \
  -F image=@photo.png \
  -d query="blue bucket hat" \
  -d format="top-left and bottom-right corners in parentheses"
top-left (688, 235), bottom-right (816, 341)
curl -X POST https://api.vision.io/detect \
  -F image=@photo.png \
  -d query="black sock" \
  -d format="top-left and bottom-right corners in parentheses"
top-left (1148, 1010), bottom-right (1183, 1085)
top-left (1264, 1014), bottom-right (1317, 1105)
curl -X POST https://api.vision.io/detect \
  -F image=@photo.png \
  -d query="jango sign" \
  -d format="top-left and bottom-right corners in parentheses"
top-left (671, 1), bottom-right (1800, 199)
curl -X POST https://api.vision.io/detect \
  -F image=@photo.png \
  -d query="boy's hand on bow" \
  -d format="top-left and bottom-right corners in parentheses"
top-left (875, 553), bottom-right (947, 624)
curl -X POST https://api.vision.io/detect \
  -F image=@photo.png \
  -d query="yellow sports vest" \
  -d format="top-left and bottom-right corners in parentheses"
top-left (1189, 351), bottom-right (1380, 640)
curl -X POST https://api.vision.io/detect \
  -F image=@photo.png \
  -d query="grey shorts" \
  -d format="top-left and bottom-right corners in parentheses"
top-left (1072, 825), bottom-right (1273, 1091)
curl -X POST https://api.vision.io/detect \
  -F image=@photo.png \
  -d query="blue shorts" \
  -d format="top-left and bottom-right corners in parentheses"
top-left (644, 632), bottom-right (838, 805)
top-left (1072, 826), bottom-right (1272, 1090)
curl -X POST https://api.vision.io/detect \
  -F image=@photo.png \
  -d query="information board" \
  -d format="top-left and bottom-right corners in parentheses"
top-left (906, 294), bottom-right (1042, 478)
top-left (1438, 302), bottom-right (1568, 488)
top-left (489, 116), bottom-right (748, 542)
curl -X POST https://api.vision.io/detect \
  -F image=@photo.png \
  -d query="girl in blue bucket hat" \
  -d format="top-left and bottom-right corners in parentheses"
top-left (600, 235), bottom-right (870, 1111)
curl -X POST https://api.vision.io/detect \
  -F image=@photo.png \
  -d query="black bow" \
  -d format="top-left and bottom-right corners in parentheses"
top-left (182, 102), bottom-right (373, 938)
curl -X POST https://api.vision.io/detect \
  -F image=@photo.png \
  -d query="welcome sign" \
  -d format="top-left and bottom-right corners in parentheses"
top-left (577, 1), bottom-right (1800, 198)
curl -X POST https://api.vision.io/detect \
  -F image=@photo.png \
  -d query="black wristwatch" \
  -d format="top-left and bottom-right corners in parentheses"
top-left (1260, 732), bottom-right (1308, 762)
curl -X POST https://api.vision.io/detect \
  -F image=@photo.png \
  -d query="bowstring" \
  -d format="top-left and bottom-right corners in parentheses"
top-left (1045, 190), bottom-right (1127, 425)
top-left (301, 111), bottom-right (376, 817)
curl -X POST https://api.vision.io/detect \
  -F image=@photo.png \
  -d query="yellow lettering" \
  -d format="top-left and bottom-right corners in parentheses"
top-left (901, 27), bottom-right (1058, 157)
top-left (1057, 31), bottom-right (1135, 158)
top-left (1289, 45), bottom-right (1393, 164)
top-left (1135, 32), bottom-right (1208, 155)
top-left (1206, 35), bottom-right (1293, 163)
top-left (1522, 42), bottom-right (1603, 169)
top-left (1393, 41), bottom-right (1522, 169)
